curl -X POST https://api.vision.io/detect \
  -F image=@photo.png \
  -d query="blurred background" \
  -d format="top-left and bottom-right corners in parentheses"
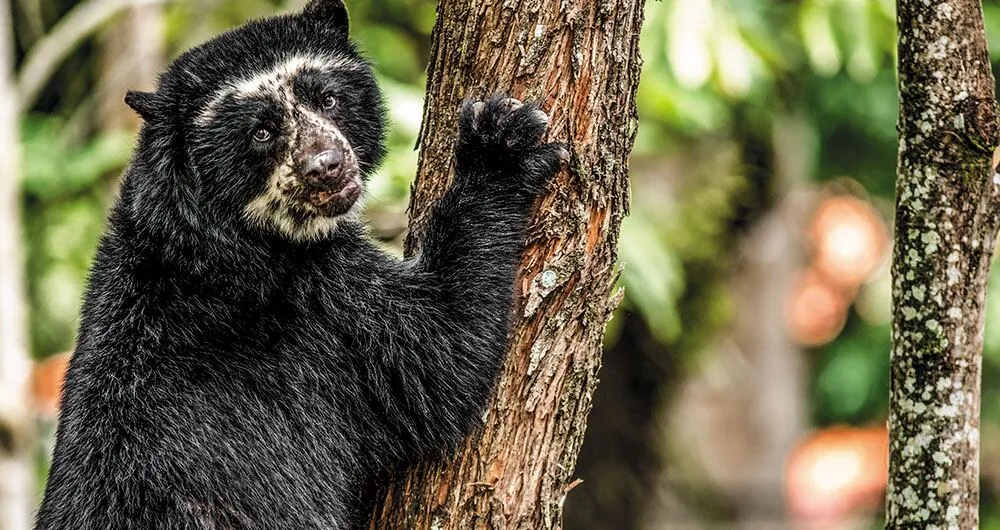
top-left (4, 0), bottom-right (1000, 528)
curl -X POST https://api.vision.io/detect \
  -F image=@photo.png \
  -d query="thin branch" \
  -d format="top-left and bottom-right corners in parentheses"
top-left (15, 0), bottom-right (166, 113)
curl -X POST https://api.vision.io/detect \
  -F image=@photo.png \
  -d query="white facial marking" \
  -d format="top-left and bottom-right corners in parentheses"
top-left (195, 54), bottom-right (365, 126)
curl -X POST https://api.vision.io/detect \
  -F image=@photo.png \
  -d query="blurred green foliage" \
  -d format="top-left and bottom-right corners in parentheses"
top-left (21, 115), bottom-right (128, 355)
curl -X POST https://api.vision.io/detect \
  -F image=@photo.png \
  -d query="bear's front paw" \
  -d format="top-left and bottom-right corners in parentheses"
top-left (459, 95), bottom-right (549, 152)
top-left (455, 93), bottom-right (566, 195)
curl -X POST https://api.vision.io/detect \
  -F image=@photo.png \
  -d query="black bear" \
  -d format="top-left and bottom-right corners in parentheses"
top-left (32, 0), bottom-right (563, 528)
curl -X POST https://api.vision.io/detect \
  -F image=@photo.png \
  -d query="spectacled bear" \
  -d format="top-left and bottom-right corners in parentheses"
top-left (32, 0), bottom-right (564, 528)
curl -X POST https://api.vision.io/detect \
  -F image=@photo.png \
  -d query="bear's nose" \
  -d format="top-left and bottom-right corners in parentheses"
top-left (303, 149), bottom-right (343, 178)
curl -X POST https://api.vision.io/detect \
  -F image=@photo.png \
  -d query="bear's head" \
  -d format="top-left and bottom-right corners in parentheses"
top-left (125, 0), bottom-right (386, 242)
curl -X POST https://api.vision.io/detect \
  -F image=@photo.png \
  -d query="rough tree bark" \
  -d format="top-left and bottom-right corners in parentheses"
top-left (887, 0), bottom-right (999, 528)
top-left (0, 1), bottom-right (35, 530)
top-left (368, 1), bottom-right (644, 528)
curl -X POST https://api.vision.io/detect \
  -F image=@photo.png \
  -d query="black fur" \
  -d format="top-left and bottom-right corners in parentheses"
top-left (33, 1), bottom-right (563, 529)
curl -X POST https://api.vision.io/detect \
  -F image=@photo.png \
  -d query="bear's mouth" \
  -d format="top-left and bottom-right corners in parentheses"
top-left (305, 171), bottom-right (362, 215)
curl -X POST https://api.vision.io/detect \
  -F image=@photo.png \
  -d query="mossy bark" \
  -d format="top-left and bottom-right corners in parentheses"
top-left (368, 1), bottom-right (644, 528)
top-left (887, 0), bottom-right (1000, 527)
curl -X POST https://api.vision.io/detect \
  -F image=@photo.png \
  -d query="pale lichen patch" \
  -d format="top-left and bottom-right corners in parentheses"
top-left (922, 231), bottom-right (941, 254)
top-left (540, 269), bottom-right (558, 289)
top-left (946, 266), bottom-right (961, 285)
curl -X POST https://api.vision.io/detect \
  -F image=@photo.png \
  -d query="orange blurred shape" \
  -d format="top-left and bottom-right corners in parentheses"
top-left (808, 195), bottom-right (888, 289)
top-left (31, 352), bottom-right (71, 417)
top-left (786, 269), bottom-right (848, 347)
top-left (786, 426), bottom-right (889, 523)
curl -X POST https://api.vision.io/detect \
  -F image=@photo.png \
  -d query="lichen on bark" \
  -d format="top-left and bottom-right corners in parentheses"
top-left (888, 1), bottom-right (1000, 528)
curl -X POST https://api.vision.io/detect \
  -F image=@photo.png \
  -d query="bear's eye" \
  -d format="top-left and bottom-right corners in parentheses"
top-left (321, 93), bottom-right (337, 111)
top-left (252, 127), bottom-right (273, 143)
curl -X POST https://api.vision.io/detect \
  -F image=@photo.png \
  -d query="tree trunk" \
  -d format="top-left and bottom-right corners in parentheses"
top-left (887, 0), bottom-right (999, 527)
top-left (0, 1), bottom-right (35, 529)
top-left (368, 1), bottom-right (643, 528)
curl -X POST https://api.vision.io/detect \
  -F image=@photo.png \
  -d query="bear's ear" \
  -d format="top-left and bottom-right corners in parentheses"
top-left (124, 90), bottom-right (165, 122)
top-left (302, 0), bottom-right (349, 32)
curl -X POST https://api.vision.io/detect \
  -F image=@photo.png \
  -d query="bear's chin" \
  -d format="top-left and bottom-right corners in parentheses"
top-left (245, 186), bottom-right (363, 243)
